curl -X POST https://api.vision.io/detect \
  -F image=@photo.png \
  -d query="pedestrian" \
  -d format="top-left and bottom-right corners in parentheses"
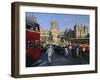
top-left (71, 42), bottom-right (77, 58)
top-left (76, 45), bottom-right (80, 57)
top-left (68, 44), bottom-right (72, 55)
top-left (46, 45), bottom-right (54, 65)
top-left (82, 45), bottom-right (86, 58)
top-left (64, 46), bottom-right (69, 56)
top-left (76, 45), bottom-right (82, 64)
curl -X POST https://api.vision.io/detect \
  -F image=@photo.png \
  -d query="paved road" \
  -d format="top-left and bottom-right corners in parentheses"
top-left (37, 52), bottom-right (89, 66)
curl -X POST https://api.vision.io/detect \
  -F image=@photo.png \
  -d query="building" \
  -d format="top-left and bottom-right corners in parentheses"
top-left (50, 20), bottom-right (61, 44)
top-left (74, 24), bottom-right (88, 38)
top-left (40, 20), bottom-right (62, 45)
top-left (40, 20), bottom-right (89, 45)
top-left (40, 27), bottom-right (49, 44)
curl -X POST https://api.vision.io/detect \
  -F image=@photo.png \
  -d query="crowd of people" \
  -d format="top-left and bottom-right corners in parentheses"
top-left (40, 41), bottom-right (89, 65)
top-left (63, 42), bottom-right (89, 59)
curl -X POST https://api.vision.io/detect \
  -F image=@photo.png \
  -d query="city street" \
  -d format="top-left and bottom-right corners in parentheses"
top-left (26, 11), bottom-right (90, 67)
top-left (32, 49), bottom-right (89, 67)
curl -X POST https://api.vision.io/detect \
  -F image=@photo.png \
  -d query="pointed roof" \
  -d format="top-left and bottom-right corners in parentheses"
top-left (50, 20), bottom-right (59, 30)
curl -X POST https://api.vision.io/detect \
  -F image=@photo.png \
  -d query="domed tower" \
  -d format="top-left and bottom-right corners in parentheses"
top-left (50, 20), bottom-right (60, 44)
top-left (52, 20), bottom-right (56, 27)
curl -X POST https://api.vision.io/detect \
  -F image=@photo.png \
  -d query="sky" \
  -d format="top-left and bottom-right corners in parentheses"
top-left (26, 12), bottom-right (89, 31)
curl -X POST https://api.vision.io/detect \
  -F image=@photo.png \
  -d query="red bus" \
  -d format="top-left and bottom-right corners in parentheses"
top-left (26, 29), bottom-right (40, 61)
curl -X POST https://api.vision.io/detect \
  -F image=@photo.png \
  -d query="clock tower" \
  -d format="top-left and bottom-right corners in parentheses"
top-left (50, 20), bottom-right (60, 45)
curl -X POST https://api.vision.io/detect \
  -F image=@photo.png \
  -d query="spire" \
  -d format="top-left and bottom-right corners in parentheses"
top-left (51, 19), bottom-right (57, 29)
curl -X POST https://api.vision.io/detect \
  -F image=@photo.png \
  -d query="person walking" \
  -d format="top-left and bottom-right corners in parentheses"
top-left (76, 45), bottom-right (80, 57)
top-left (46, 45), bottom-right (54, 65)
top-left (71, 42), bottom-right (77, 58)
top-left (64, 46), bottom-right (69, 56)
top-left (68, 44), bottom-right (72, 55)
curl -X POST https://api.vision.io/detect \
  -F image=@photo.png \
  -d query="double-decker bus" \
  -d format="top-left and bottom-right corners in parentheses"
top-left (26, 16), bottom-right (41, 67)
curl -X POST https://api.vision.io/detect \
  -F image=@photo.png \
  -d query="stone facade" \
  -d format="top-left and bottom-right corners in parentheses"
top-left (74, 24), bottom-right (88, 38)
top-left (40, 20), bottom-right (61, 45)
top-left (40, 20), bottom-right (89, 45)
top-left (50, 20), bottom-right (60, 44)
top-left (40, 27), bottom-right (49, 44)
